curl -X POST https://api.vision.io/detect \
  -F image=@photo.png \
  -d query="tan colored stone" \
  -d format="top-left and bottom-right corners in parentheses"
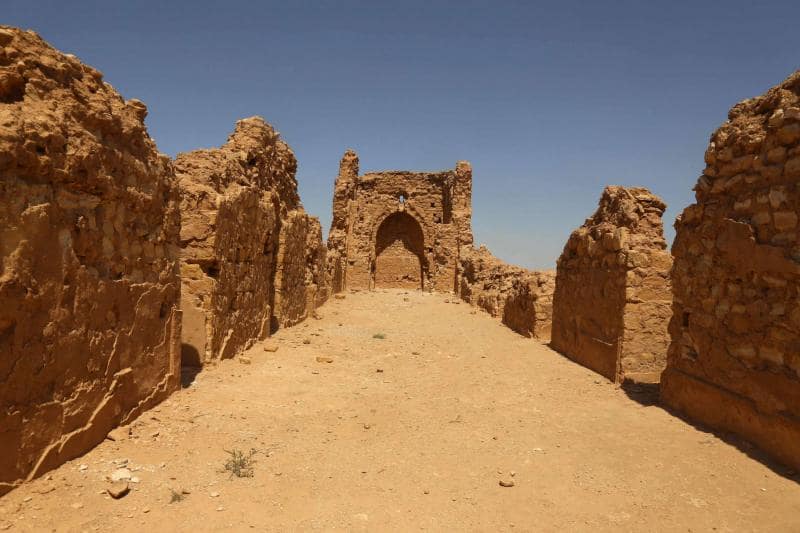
top-left (551, 186), bottom-right (671, 383)
top-left (662, 69), bottom-right (800, 472)
top-left (0, 27), bottom-right (181, 495)
top-left (326, 150), bottom-right (472, 293)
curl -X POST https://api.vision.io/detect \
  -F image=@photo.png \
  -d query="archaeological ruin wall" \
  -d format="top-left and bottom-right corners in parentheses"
top-left (459, 246), bottom-right (555, 340)
top-left (661, 71), bottom-right (800, 470)
top-left (327, 150), bottom-right (473, 293)
top-left (0, 28), bottom-right (182, 494)
top-left (176, 117), bottom-right (328, 365)
top-left (551, 186), bottom-right (672, 383)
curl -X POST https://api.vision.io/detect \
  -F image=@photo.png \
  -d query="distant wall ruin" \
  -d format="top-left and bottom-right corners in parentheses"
top-left (551, 186), bottom-right (672, 383)
top-left (327, 150), bottom-right (473, 292)
top-left (661, 71), bottom-right (800, 470)
top-left (176, 117), bottom-right (328, 365)
top-left (459, 246), bottom-right (555, 340)
top-left (0, 28), bottom-right (181, 494)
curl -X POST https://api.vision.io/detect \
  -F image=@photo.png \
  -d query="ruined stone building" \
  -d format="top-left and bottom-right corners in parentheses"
top-left (551, 186), bottom-right (673, 383)
top-left (0, 27), bottom-right (329, 493)
top-left (0, 28), bottom-right (182, 494)
top-left (661, 71), bottom-right (800, 470)
top-left (458, 246), bottom-right (555, 340)
top-left (176, 117), bottom-right (327, 366)
top-left (327, 150), bottom-right (473, 292)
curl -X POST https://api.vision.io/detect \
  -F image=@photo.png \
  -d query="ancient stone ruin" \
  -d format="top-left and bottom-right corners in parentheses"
top-left (551, 186), bottom-right (672, 383)
top-left (0, 28), bottom-right (181, 494)
top-left (458, 246), bottom-right (555, 340)
top-left (1, 21), bottom-right (799, 504)
top-left (176, 117), bottom-right (327, 366)
top-left (661, 71), bottom-right (800, 470)
top-left (327, 150), bottom-right (473, 292)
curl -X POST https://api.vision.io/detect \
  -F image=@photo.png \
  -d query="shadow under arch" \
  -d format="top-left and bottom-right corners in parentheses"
top-left (373, 211), bottom-right (427, 289)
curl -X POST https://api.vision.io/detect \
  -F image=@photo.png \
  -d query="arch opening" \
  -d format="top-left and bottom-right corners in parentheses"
top-left (373, 211), bottom-right (425, 289)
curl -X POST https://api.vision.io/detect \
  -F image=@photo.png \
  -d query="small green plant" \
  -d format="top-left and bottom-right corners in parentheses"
top-left (372, 333), bottom-right (386, 339)
top-left (169, 489), bottom-right (184, 503)
top-left (223, 448), bottom-right (258, 478)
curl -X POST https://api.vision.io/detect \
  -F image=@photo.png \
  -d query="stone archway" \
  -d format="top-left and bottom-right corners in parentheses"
top-left (373, 211), bottom-right (426, 289)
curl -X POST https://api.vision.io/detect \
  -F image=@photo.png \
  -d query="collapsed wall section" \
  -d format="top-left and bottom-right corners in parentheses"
top-left (459, 246), bottom-right (555, 340)
top-left (661, 71), bottom-right (800, 469)
top-left (176, 117), bottom-right (327, 364)
top-left (551, 186), bottom-right (672, 382)
top-left (0, 27), bottom-right (181, 493)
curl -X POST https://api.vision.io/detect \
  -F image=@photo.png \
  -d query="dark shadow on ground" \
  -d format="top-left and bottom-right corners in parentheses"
top-left (619, 379), bottom-right (799, 485)
top-left (181, 366), bottom-right (202, 388)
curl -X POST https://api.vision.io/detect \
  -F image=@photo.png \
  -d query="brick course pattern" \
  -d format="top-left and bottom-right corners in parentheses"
top-left (0, 27), bottom-right (181, 493)
top-left (551, 186), bottom-right (672, 383)
top-left (661, 71), bottom-right (800, 470)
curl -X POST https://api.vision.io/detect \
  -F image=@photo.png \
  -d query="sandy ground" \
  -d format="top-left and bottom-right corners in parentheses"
top-left (1, 289), bottom-right (799, 532)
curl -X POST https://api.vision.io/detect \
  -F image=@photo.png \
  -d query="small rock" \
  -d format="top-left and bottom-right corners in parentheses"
top-left (106, 427), bottom-right (130, 442)
top-left (423, 490), bottom-right (429, 495)
top-left (303, 339), bottom-right (311, 345)
top-left (106, 481), bottom-right (130, 499)
top-left (263, 341), bottom-right (279, 353)
top-left (210, 491), bottom-right (220, 498)
top-left (79, 464), bottom-right (88, 471)
top-left (150, 431), bottom-right (160, 438)
top-left (334, 294), bottom-right (346, 300)
top-left (238, 357), bottom-right (251, 365)
top-left (0, 522), bottom-right (12, 531)
top-left (499, 480), bottom-right (515, 488)
top-left (216, 506), bottom-right (225, 512)
top-left (129, 476), bottom-right (140, 484)
top-left (70, 502), bottom-right (84, 510)
top-left (316, 356), bottom-right (334, 364)
top-left (22, 496), bottom-right (31, 503)
top-left (376, 368), bottom-right (384, 373)
top-left (181, 488), bottom-right (191, 495)
top-left (363, 423), bottom-right (371, 430)
top-left (110, 468), bottom-right (132, 482)
top-left (143, 508), bottom-right (150, 513)
top-left (510, 471), bottom-right (516, 477)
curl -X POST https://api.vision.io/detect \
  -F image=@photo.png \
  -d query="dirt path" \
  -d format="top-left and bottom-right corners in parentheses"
top-left (2, 290), bottom-right (799, 532)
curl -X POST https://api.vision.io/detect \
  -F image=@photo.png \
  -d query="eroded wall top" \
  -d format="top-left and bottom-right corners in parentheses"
top-left (0, 26), bottom-right (181, 493)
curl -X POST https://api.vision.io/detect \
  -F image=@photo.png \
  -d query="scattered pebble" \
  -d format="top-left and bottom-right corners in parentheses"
top-left (238, 357), bottom-right (251, 365)
top-left (499, 480), bottom-right (515, 488)
top-left (316, 356), bottom-right (334, 364)
top-left (376, 368), bottom-right (384, 373)
top-left (106, 481), bottom-right (130, 499)
top-left (110, 468), bottom-right (132, 482)
top-left (263, 341), bottom-right (279, 353)
top-left (303, 339), bottom-right (311, 345)
top-left (70, 502), bottom-right (84, 510)
top-left (210, 491), bottom-right (220, 498)
top-left (363, 424), bottom-right (371, 430)
top-left (78, 464), bottom-right (88, 472)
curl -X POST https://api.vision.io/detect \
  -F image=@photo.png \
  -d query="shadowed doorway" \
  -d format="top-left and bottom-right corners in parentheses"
top-left (373, 211), bottom-right (425, 289)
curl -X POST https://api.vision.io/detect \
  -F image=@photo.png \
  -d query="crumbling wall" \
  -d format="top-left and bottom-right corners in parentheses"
top-left (551, 186), bottom-right (672, 382)
top-left (0, 27), bottom-right (181, 494)
top-left (326, 151), bottom-right (472, 293)
top-left (459, 246), bottom-right (555, 339)
top-left (176, 117), bottom-right (327, 363)
top-left (661, 71), bottom-right (800, 470)
top-left (273, 210), bottom-right (328, 328)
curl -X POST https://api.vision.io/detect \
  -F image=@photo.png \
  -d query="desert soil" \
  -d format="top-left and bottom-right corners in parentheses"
top-left (1, 290), bottom-right (799, 532)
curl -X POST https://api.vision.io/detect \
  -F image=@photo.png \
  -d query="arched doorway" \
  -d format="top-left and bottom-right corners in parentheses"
top-left (373, 212), bottom-right (425, 289)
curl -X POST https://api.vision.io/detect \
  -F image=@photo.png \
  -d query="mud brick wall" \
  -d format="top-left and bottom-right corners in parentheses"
top-left (327, 150), bottom-right (473, 293)
top-left (176, 117), bottom-right (327, 364)
top-left (273, 210), bottom-right (328, 328)
top-left (0, 27), bottom-right (181, 494)
top-left (661, 71), bottom-right (800, 470)
top-left (459, 246), bottom-right (555, 340)
top-left (551, 186), bottom-right (672, 383)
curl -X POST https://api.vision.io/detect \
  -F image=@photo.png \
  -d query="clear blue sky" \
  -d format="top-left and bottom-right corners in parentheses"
top-left (5, 1), bottom-right (799, 269)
